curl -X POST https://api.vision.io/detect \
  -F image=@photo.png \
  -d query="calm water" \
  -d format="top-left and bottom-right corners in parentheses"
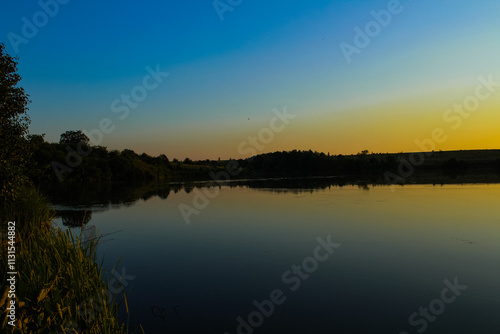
top-left (51, 181), bottom-right (500, 333)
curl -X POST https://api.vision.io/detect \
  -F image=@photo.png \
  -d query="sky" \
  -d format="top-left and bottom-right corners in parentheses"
top-left (1, 0), bottom-right (499, 160)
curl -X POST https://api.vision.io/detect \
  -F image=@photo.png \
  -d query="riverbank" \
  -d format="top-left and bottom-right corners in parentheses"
top-left (0, 186), bottom-right (135, 333)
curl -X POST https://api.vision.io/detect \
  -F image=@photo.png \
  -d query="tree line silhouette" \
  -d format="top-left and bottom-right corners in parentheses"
top-left (25, 130), bottom-right (500, 187)
top-left (29, 130), bottom-right (229, 184)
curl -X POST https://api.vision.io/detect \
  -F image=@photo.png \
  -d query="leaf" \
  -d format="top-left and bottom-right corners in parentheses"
top-left (37, 312), bottom-right (45, 325)
top-left (0, 287), bottom-right (9, 308)
top-left (37, 288), bottom-right (49, 303)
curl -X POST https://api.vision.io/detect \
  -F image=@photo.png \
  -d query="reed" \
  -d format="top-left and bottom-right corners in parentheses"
top-left (0, 186), bottom-right (138, 333)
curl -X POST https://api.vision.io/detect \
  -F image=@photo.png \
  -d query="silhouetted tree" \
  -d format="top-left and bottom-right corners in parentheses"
top-left (0, 43), bottom-right (32, 205)
top-left (59, 130), bottom-right (90, 146)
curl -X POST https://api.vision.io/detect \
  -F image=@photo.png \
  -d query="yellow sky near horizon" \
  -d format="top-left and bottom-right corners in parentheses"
top-left (121, 85), bottom-right (500, 160)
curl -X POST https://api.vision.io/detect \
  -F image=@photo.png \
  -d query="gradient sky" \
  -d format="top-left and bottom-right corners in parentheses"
top-left (1, 0), bottom-right (499, 160)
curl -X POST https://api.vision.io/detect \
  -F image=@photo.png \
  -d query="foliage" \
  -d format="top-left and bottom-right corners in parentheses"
top-left (0, 43), bottom-right (32, 208)
top-left (0, 186), bottom-right (54, 237)
top-left (59, 130), bottom-right (90, 146)
top-left (0, 228), bottom-right (129, 333)
top-left (29, 138), bottom-right (226, 184)
top-left (0, 43), bottom-right (137, 334)
top-left (246, 149), bottom-right (392, 176)
top-left (0, 187), bottom-right (134, 334)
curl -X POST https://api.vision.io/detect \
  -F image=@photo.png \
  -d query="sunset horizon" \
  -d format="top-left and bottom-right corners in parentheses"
top-left (1, 0), bottom-right (499, 160)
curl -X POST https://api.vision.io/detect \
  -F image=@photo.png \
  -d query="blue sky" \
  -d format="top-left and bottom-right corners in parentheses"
top-left (1, 0), bottom-right (499, 159)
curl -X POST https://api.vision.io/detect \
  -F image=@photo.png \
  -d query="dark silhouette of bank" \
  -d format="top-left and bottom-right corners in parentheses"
top-left (28, 131), bottom-right (500, 189)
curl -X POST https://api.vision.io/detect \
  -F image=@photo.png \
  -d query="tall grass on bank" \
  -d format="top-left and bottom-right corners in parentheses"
top-left (0, 186), bottom-right (55, 237)
top-left (0, 187), bottom-right (134, 333)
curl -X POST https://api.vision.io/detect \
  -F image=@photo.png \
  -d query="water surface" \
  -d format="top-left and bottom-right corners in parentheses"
top-left (52, 182), bottom-right (500, 333)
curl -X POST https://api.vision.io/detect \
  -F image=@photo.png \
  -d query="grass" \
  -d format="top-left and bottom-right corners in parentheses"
top-left (1, 186), bottom-right (55, 237)
top-left (0, 186), bottom-right (137, 333)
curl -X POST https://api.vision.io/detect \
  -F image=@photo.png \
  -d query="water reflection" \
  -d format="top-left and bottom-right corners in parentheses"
top-left (45, 178), bottom-right (500, 333)
top-left (57, 210), bottom-right (92, 227)
top-left (47, 173), bottom-right (500, 216)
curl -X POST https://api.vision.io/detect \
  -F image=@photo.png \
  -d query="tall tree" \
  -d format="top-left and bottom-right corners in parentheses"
top-left (59, 130), bottom-right (90, 146)
top-left (0, 43), bottom-right (32, 205)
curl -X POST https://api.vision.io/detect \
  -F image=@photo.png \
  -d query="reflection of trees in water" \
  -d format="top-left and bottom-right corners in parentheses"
top-left (225, 177), bottom-right (368, 194)
top-left (46, 173), bottom-right (500, 214)
top-left (358, 183), bottom-right (370, 191)
top-left (157, 187), bottom-right (171, 199)
top-left (45, 181), bottom-right (172, 208)
top-left (58, 210), bottom-right (92, 227)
